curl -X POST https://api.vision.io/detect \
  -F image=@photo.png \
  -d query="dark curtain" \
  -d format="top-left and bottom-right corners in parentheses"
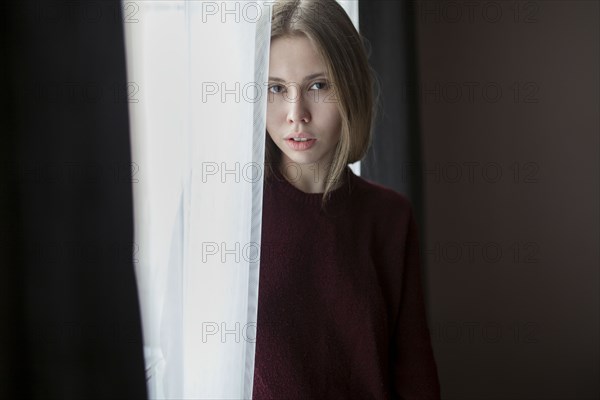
top-left (359, 1), bottom-right (430, 300)
top-left (1, 1), bottom-right (147, 398)
top-left (359, 0), bottom-right (423, 226)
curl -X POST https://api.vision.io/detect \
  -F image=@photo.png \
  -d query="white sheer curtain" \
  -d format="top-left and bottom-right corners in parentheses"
top-left (124, 1), bottom-right (270, 398)
top-left (123, 1), bottom-right (359, 399)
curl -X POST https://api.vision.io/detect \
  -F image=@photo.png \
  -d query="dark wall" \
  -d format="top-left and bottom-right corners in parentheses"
top-left (415, 1), bottom-right (599, 399)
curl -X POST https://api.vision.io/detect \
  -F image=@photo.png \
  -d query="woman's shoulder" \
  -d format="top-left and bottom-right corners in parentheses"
top-left (347, 169), bottom-right (417, 251)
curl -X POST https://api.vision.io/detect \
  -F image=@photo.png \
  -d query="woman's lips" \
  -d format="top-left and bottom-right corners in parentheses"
top-left (283, 132), bottom-right (316, 140)
top-left (285, 138), bottom-right (316, 151)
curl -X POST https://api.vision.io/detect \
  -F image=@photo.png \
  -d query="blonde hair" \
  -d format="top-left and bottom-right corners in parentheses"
top-left (265, 0), bottom-right (379, 210)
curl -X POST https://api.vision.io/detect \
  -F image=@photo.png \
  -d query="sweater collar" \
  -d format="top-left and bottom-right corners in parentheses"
top-left (266, 164), bottom-right (356, 208)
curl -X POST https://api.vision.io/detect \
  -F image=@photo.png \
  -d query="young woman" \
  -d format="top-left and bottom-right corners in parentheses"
top-left (253, 1), bottom-right (441, 398)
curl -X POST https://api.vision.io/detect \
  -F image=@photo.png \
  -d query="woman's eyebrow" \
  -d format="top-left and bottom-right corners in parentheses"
top-left (268, 72), bottom-right (326, 83)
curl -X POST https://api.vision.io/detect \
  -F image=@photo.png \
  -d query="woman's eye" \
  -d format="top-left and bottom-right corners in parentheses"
top-left (268, 84), bottom-right (284, 94)
top-left (310, 81), bottom-right (327, 90)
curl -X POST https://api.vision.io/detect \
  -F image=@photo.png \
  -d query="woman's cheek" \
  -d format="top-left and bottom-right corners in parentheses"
top-left (267, 101), bottom-right (282, 124)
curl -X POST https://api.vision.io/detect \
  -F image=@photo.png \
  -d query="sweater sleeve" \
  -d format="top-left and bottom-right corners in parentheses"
top-left (390, 206), bottom-right (441, 400)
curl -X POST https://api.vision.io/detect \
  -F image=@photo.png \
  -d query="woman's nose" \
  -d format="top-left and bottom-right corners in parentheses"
top-left (286, 87), bottom-right (311, 124)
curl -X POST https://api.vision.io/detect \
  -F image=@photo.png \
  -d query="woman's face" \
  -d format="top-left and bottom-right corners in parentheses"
top-left (266, 35), bottom-right (342, 171)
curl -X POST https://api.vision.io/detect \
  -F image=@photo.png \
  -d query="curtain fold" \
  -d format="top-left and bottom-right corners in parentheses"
top-left (124, 2), bottom-right (272, 398)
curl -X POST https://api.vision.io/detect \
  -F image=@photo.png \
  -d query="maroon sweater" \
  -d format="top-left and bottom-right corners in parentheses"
top-left (252, 166), bottom-right (441, 400)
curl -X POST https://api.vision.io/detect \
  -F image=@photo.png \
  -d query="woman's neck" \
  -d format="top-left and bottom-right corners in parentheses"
top-left (279, 160), bottom-right (344, 194)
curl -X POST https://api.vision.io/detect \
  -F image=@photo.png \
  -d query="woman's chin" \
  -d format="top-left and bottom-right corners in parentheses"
top-left (280, 152), bottom-right (318, 167)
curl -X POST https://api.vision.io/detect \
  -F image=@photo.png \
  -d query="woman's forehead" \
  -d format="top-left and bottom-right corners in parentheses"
top-left (269, 36), bottom-right (327, 82)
